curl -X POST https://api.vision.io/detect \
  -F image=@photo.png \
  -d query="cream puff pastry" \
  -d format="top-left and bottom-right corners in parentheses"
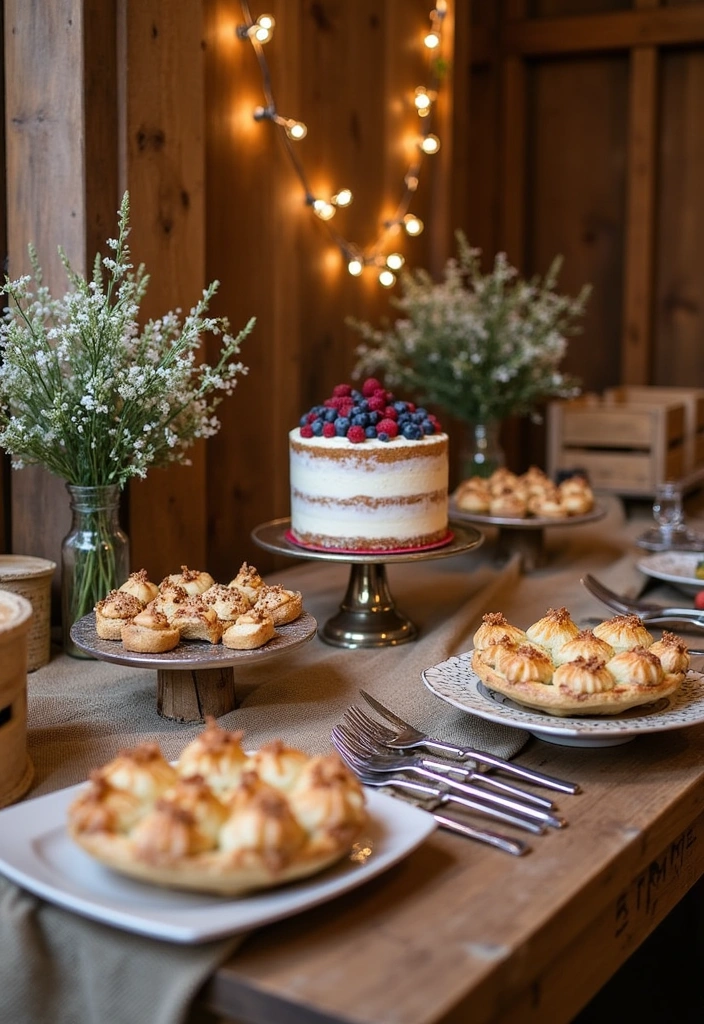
top-left (471, 608), bottom-right (691, 716)
top-left (67, 722), bottom-right (367, 896)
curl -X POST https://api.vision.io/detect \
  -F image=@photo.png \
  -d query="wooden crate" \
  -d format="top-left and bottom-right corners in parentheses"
top-left (604, 386), bottom-right (704, 474)
top-left (547, 395), bottom-right (686, 496)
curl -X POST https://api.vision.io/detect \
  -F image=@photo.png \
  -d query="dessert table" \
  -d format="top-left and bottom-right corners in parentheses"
top-left (4, 494), bottom-right (704, 1024)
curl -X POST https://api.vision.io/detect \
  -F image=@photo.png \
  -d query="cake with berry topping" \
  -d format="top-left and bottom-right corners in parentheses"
top-left (289, 378), bottom-right (449, 551)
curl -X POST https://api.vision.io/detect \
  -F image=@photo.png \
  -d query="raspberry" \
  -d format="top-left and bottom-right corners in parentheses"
top-left (306, 411), bottom-right (318, 423)
top-left (367, 395), bottom-right (386, 413)
top-left (362, 377), bottom-right (383, 397)
top-left (346, 425), bottom-right (366, 443)
top-left (322, 422), bottom-right (337, 438)
top-left (383, 406), bottom-right (398, 420)
top-left (332, 383), bottom-right (352, 397)
top-left (376, 418), bottom-right (398, 438)
top-left (300, 425), bottom-right (314, 438)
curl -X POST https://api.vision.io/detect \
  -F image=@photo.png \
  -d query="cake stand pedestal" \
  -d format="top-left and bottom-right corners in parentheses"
top-left (251, 518), bottom-right (484, 649)
top-left (70, 610), bottom-right (318, 723)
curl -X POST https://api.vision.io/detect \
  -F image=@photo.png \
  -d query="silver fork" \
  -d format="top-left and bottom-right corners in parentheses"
top-left (359, 689), bottom-right (581, 796)
top-left (331, 730), bottom-right (546, 837)
top-left (580, 573), bottom-right (702, 622)
top-left (331, 724), bottom-right (566, 830)
top-left (343, 707), bottom-right (556, 810)
top-left (349, 772), bottom-right (529, 857)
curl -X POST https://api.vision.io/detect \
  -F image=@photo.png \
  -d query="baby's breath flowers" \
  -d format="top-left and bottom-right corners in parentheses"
top-left (0, 192), bottom-right (255, 653)
top-left (0, 192), bottom-right (255, 487)
top-left (350, 231), bottom-right (589, 426)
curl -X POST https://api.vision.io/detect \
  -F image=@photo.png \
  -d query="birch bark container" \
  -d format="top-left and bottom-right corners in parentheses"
top-left (0, 590), bottom-right (33, 807)
top-left (0, 555), bottom-right (56, 671)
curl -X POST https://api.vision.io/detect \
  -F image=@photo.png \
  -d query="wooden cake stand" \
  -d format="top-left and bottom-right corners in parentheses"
top-left (70, 611), bottom-right (317, 723)
top-left (448, 501), bottom-right (607, 572)
top-left (252, 518), bottom-right (484, 649)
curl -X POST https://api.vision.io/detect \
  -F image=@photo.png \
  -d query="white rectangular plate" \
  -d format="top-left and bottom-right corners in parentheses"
top-left (0, 785), bottom-right (435, 943)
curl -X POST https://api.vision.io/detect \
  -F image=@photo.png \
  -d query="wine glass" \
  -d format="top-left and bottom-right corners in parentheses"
top-left (652, 481), bottom-right (685, 544)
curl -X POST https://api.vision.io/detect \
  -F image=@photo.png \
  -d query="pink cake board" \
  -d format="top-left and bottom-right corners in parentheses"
top-left (283, 530), bottom-right (455, 556)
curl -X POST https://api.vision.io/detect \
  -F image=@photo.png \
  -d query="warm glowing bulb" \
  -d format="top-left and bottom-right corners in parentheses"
top-left (348, 258), bottom-right (363, 276)
top-left (420, 134), bottom-right (440, 155)
top-left (386, 253), bottom-right (405, 271)
top-left (285, 120), bottom-right (307, 140)
top-left (312, 199), bottom-right (335, 221)
top-left (414, 87), bottom-right (432, 114)
top-left (424, 31), bottom-right (440, 49)
top-left (379, 269), bottom-right (396, 288)
top-left (253, 14), bottom-right (275, 42)
top-left (435, 1), bottom-right (448, 14)
top-left (405, 173), bottom-right (419, 191)
top-left (332, 188), bottom-right (353, 207)
top-left (403, 214), bottom-right (424, 236)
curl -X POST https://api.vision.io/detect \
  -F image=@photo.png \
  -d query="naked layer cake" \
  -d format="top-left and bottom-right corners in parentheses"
top-left (289, 378), bottom-right (449, 551)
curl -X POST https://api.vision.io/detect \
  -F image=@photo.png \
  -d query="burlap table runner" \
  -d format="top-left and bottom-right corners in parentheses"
top-left (3, 493), bottom-right (690, 1024)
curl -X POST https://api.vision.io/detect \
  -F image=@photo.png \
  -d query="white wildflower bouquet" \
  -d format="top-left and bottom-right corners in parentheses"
top-left (350, 231), bottom-right (589, 425)
top-left (0, 192), bottom-right (255, 487)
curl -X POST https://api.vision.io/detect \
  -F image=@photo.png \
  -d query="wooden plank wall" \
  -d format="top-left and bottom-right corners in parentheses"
top-left (467, 0), bottom-right (704, 469)
top-left (2, 0), bottom-right (704, 610)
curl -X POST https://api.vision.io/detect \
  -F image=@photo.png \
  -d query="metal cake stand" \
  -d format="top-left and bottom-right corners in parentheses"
top-left (251, 518), bottom-right (484, 649)
top-left (448, 500), bottom-right (607, 572)
top-left (70, 610), bottom-right (317, 723)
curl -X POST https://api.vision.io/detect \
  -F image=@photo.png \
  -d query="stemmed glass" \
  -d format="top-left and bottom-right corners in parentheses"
top-left (638, 480), bottom-right (704, 551)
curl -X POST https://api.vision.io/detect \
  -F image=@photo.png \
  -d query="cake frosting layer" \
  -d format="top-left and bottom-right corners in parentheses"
top-left (289, 430), bottom-right (449, 551)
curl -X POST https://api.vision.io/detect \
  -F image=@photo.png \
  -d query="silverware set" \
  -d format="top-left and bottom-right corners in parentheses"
top-left (332, 691), bottom-right (582, 857)
top-left (581, 573), bottom-right (704, 631)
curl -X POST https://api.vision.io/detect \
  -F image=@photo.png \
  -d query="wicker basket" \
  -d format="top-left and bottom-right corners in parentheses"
top-left (0, 555), bottom-right (56, 671)
top-left (0, 590), bottom-right (33, 808)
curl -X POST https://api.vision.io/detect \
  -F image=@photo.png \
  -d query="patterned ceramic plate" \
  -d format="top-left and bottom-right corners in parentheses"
top-left (637, 552), bottom-right (704, 596)
top-left (422, 651), bottom-right (704, 748)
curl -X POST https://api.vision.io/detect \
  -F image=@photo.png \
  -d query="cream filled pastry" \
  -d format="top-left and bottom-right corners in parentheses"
top-left (67, 725), bottom-right (367, 896)
top-left (163, 566), bottom-right (215, 597)
top-left (471, 606), bottom-right (691, 716)
top-left (221, 609), bottom-right (276, 650)
top-left (95, 589), bottom-right (145, 640)
top-left (201, 583), bottom-right (252, 624)
top-left (227, 562), bottom-right (266, 604)
top-left (170, 596), bottom-right (223, 644)
top-left (121, 605), bottom-right (181, 653)
top-left (119, 569), bottom-right (159, 605)
top-left (453, 466), bottom-right (593, 520)
top-left (151, 582), bottom-right (190, 622)
top-left (253, 584), bottom-right (303, 625)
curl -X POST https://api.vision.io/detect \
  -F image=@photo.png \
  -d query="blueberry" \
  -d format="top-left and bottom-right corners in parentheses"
top-left (402, 422), bottom-right (421, 439)
top-left (393, 401), bottom-right (407, 413)
top-left (311, 418), bottom-right (325, 436)
top-left (299, 413), bottom-right (309, 427)
top-left (365, 425), bottom-right (377, 438)
top-left (367, 411), bottom-right (380, 425)
top-left (335, 417), bottom-right (350, 436)
top-left (351, 413), bottom-right (369, 428)
top-left (324, 408), bottom-right (338, 422)
top-left (377, 432), bottom-right (389, 442)
top-left (421, 419), bottom-right (435, 434)
top-left (416, 407), bottom-right (428, 418)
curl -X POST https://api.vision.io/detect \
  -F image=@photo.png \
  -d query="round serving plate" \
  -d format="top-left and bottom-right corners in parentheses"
top-left (636, 551), bottom-right (704, 597)
top-left (422, 650), bottom-right (704, 748)
top-left (448, 501), bottom-right (607, 573)
top-left (71, 610), bottom-right (318, 670)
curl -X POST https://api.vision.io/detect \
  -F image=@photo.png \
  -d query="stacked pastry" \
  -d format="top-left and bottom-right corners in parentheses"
top-left (67, 719), bottom-right (367, 895)
top-left (94, 563), bottom-right (303, 654)
top-left (471, 607), bottom-right (691, 716)
top-left (454, 467), bottom-right (594, 519)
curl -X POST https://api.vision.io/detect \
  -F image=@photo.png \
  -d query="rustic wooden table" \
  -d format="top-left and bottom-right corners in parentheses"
top-left (200, 726), bottom-right (704, 1024)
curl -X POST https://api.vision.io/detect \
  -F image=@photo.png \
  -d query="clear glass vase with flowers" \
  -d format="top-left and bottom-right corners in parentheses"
top-left (0, 193), bottom-right (255, 655)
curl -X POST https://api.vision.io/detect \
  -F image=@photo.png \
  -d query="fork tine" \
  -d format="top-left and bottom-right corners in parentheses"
top-left (345, 705), bottom-right (397, 743)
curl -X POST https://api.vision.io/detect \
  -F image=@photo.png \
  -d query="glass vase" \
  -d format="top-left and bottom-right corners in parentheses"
top-left (61, 484), bottom-right (130, 657)
top-left (460, 420), bottom-right (505, 480)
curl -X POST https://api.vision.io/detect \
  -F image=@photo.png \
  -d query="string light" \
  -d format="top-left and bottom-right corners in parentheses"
top-left (236, 1), bottom-right (449, 284)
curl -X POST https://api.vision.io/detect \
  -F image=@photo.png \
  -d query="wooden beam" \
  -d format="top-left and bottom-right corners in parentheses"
top-left (117, 0), bottom-right (208, 583)
top-left (3, 0), bottom-right (93, 598)
top-left (622, 46), bottom-right (659, 384)
top-left (504, 6), bottom-right (704, 58)
top-left (499, 53), bottom-right (527, 267)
